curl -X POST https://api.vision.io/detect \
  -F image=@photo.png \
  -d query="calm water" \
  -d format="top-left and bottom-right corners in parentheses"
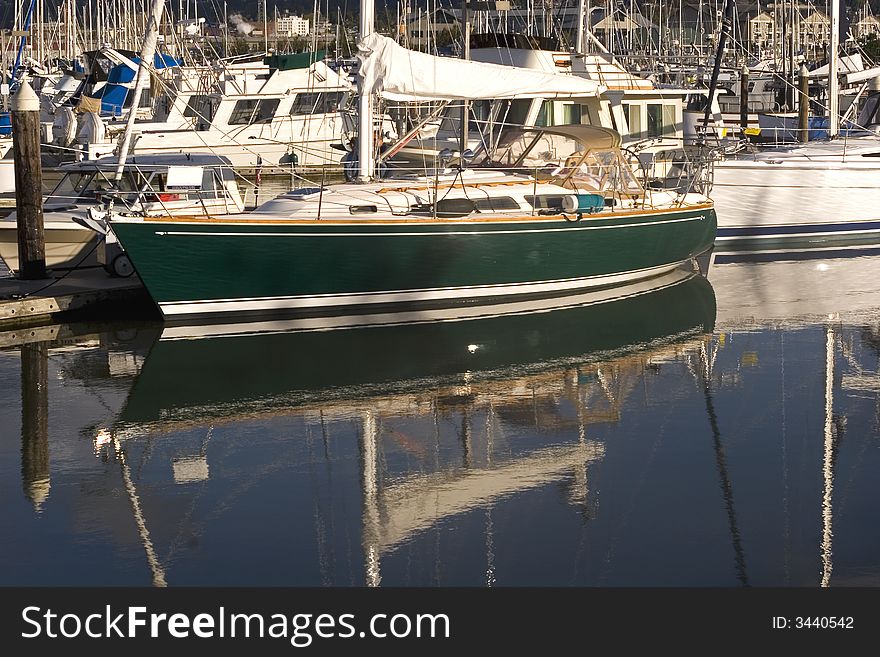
top-left (2, 255), bottom-right (880, 587)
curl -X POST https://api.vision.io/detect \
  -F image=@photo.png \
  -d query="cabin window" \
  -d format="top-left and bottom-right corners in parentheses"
top-left (229, 98), bottom-right (280, 125)
top-left (173, 170), bottom-right (223, 201)
top-left (438, 106), bottom-right (459, 133)
top-left (436, 100), bottom-right (484, 133)
top-left (506, 99), bottom-right (532, 127)
top-left (478, 99), bottom-right (533, 140)
top-left (647, 104), bottom-right (660, 135)
top-left (535, 100), bottom-right (551, 127)
top-left (159, 90), bottom-right (177, 117)
top-left (646, 103), bottom-right (677, 137)
top-left (469, 100), bottom-right (492, 131)
top-left (860, 93), bottom-right (880, 126)
top-left (562, 103), bottom-right (582, 125)
top-left (664, 104), bottom-right (677, 135)
top-left (686, 94), bottom-right (708, 112)
top-left (325, 91), bottom-right (346, 112)
top-left (132, 91), bottom-right (152, 109)
top-left (580, 104), bottom-right (599, 126)
top-left (202, 169), bottom-right (220, 198)
top-left (183, 95), bottom-right (216, 127)
top-left (472, 196), bottom-right (519, 211)
top-left (622, 103), bottom-right (642, 137)
top-left (290, 91), bottom-right (345, 115)
top-left (78, 170), bottom-right (145, 203)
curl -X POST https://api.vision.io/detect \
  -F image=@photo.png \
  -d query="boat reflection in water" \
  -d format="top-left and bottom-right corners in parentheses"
top-left (105, 268), bottom-right (715, 586)
top-left (8, 254), bottom-right (880, 587)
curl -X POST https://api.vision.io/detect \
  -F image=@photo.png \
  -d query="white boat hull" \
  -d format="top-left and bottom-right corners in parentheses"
top-left (710, 154), bottom-right (880, 252)
top-left (0, 219), bottom-right (101, 272)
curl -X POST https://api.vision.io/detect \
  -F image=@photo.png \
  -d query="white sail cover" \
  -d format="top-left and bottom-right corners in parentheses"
top-left (357, 33), bottom-right (605, 101)
top-left (807, 53), bottom-right (864, 78)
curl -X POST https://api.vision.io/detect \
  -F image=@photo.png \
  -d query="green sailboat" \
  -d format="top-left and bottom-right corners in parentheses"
top-left (110, 126), bottom-right (715, 321)
top-left (109, 32), bottom-right (716, 322)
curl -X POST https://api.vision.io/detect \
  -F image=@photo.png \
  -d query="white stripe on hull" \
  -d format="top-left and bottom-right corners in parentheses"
top-left (160, 268), bottom-right (699, 339)
top-left (158, 261), bottom-right (690, 318)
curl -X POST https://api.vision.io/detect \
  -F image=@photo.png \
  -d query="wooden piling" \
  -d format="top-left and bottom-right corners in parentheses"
top-left (798, 64), bottom-right (810, 143)
top-left (11, 80), bottom-right (46, 280)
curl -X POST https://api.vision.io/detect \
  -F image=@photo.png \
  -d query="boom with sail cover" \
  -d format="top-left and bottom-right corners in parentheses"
top-left (357, 33), bottom-right (606, 102)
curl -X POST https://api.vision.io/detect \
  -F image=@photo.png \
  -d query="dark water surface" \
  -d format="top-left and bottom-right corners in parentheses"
top-left (2, 255), bottom-right (879, 587)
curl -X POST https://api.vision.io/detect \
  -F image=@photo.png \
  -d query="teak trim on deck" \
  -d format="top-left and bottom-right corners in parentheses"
top-left (133, 202), bottom-right (714, 226)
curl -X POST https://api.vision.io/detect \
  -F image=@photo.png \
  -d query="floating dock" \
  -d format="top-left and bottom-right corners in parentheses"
top-left (0, 268), bottom-right (157, 329)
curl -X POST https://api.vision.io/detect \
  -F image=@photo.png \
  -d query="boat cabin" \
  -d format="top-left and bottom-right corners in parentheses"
top-left (71, 53), bottom-right (360, 168)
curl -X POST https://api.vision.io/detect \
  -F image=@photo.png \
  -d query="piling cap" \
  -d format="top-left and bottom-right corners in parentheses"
top-left (11, 80), bottom-right (39, 112)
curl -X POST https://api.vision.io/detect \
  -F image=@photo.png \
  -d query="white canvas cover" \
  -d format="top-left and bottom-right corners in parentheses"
top-left (357, 33), bottom-right (605, 102)
top-left (807, 53), bottom-right (864, 78)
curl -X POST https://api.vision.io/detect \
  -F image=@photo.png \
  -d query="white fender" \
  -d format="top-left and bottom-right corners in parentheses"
top-left (77, 111), bottom-right (108, 145)
top-left (52, 106), bottom-right (78, 146)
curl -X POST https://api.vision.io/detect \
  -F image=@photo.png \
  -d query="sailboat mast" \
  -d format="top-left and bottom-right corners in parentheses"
top-left (357, 0), bottom-right (376, 182)
top-left (460, 0), bottom-right (470, 159)
top-left (263, 0), bottom-right (269, 55)
top-left (829, 0), bottom-right (840, 137)
top-left (701, 0), bottom-right (734, 138)
top-left (576, 0), bottom-right (585, 53)
top-left (114, 0), bottom-right (166, 181)
top-left (11, 0), bottom-right (37, 84)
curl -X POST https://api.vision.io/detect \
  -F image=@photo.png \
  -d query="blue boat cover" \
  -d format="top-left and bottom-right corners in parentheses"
top-left (87, 54), bottom-right (181, 116)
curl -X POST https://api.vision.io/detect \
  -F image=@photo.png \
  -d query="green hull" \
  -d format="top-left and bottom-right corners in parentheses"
top-left (111, 206), bottom-right (717, 319)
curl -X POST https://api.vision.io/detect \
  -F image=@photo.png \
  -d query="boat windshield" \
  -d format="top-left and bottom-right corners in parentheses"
top-left (553, 149), bottom-right (643, 195)
top-left (472, 129), bottom-right (643, 195)
top-left (46, 172), bottom-right (95, 205)
top-left (46, 169), bottom-right (152, 205)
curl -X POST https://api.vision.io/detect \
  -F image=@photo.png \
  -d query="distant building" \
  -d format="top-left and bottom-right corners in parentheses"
top-left (276, 15), bottom-right (310, 37)
top-left (799, 10), bottom-right (830, 58)
top-left (854, 14), bottom-right (880, 40)
top-left (402, 8), bottom-right (459, 48)
top-left (739, 5), bottom-right (854, 61)
top-left (749, 11), bottom-right (775, 52)
top-left (311, 19), bottom-right (334, 36)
